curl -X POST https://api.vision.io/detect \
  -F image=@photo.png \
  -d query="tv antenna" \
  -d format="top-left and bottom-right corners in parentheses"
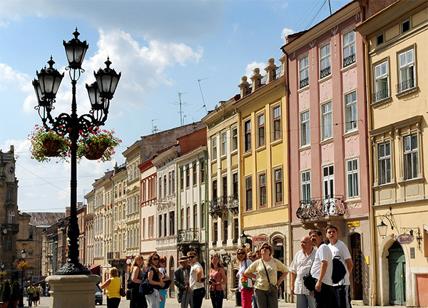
top-left (197, 78), bottom-right (208, 113)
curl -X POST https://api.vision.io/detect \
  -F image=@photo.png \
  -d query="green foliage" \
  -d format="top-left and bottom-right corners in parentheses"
top-left (29, 125), bottom-right (70, 162)
top-left (77, 128), bottom-right (121, 161)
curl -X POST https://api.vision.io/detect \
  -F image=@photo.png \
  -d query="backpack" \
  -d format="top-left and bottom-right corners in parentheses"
top-left (139, 268), bottom-right (154, 295)
top-left (331, 256), bottom-right (347, 283)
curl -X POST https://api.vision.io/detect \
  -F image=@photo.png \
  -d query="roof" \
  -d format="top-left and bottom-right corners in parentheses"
top-left (27, 212), bottom-right (65, 227)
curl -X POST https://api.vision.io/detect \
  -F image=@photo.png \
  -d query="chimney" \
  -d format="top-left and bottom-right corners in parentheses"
top-left (239, 76), bottom-right (250, 97)
top-left (265, 58), bottom-right (277, 83)
top-left (250, 68), bottom-right (262, 92)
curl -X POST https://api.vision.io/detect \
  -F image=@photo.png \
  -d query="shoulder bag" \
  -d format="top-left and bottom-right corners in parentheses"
top-left (261, 260), bottom-right (277, 295)
top-left (303, 255), bottom-right (316, 292)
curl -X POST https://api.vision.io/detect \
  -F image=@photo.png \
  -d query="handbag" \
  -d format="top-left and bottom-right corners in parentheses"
top-left (303, 257), bottom-right (316, 292)
top-left (139, 268), bottom-right (154, 295)
top-left (261, 260), bottom-right (277, 295)
top-left (332, 256), bottom-right (347, 283)
top-left (126, 288), bottom-right (132, 300)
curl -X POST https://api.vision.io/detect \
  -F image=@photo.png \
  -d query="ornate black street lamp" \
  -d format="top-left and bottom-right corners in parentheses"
top-left (32, 29), bottom-right (121, 275)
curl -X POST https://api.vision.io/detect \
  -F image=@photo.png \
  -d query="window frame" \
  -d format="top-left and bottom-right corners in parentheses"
top-left (300, 110), bottom-right (310, 147)
top-left (397, 46), bottom-right (416, 93)
top-left (257, 112), bottom-right (265, 148)
top-left (258, 172), bottom-right (267, 208)
top-left (211, 136), bottom-right (218, 161)
top-left (321, 101), bottom-right (332, 140)
top-left (344, 90), bottom-right (358, 133)
top-left (343, 30), bottom-right (356, 67)
top-left (244, 119), bottom-right (252, 152)
top-left (245, 176), bottom-right (252, 211)
top-left (299, 54), bottom-right (309, 88)
top-left (301, 170), bottom-right (311, 202)
top-left (377, 141), bottom-right (392, 185)
top-left (231, 126), bottom-right (238, 152)
top-left (373, 59), bottom-right (390, 103)
top-left (346, 158), bottom-right (359, 199)
top-left (273, 167), bottom-right (283, 204)
top-left (403, 133), bottom-right (419, 180)
top-left (272, 104), bottom-right (282, 141)
top-left (220, 131), bottom-right (227, 157)
top-left (319, 43), bottom-right (331, 79)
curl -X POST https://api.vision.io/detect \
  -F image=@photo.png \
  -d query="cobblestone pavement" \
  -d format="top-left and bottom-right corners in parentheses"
top-left (36, 295), bottom-right (405, 308)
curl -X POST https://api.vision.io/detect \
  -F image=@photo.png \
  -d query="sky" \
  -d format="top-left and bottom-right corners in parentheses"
top-left (0, 0), bottom-right (351, 212)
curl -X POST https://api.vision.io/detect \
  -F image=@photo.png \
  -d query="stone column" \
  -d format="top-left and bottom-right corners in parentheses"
top-left (47, 274), bottom-right (99, 308)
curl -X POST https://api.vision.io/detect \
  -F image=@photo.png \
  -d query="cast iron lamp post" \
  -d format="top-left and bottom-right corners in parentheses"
top-left (32, 29), bottom-right (121, 275)
top-left (18, 249), bottom-right (26, 308)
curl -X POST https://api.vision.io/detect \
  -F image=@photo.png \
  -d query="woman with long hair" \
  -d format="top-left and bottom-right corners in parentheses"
top-left (209, 253), bottom-right (226, 308)
top-left (244, 243), bottom-right (288, 308)
top-left (101, 267), bottom-right (122, 308)
top-left (129, 256), bottom-right (147, 308)
top-left (158, 257), bottom-right (168, 308)
top-left (145, 253), bottom-right (164, 308)
top-left (237, 248), bottom-right (253, 308)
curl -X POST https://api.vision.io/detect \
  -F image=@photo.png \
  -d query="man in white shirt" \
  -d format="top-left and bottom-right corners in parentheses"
top-left (326, 224), bottom-right (353, 308)
top-left (290, 236), bottom-right (316, 308)
top-left (187, 251), bottom-right (206, 308)
top-left (309, 229), bottom-right (337, 308)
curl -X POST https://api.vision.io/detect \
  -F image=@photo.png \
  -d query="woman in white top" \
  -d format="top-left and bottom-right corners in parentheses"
top-left (236, 248), bottom-right (253, 308)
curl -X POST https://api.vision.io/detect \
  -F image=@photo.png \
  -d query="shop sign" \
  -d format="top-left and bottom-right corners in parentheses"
top-left (252, 235), bottom-right (268, 246)
top-left (397, 233), bottom-right (414, 244)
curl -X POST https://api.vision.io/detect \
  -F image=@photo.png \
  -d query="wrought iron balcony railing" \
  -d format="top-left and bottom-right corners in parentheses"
top-left (296, 196), bottom-right (346, 221)
top-left (320, 67), bottom-right (331, 79)
top-left (299, 77), bottom-right (309, 89)
top-left (209, 198), bottom-right (228, 217)
top-left (227, 196), bottom-right (239, 215)
top-left (372, 88), bottom-right (389, 103)
top-left (343, 54), bottom-right (356, 67)
top-left (177, 228), bottom-right (200, 244)
top-left (397, 78), bottom-right (415, 93)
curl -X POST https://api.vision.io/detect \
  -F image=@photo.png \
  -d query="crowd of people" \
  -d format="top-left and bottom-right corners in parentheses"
top-left (100, 223), bottom-right (352, 308)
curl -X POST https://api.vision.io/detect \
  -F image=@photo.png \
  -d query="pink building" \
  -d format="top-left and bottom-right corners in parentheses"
top-left (283, 1), bottom-right (369, 303)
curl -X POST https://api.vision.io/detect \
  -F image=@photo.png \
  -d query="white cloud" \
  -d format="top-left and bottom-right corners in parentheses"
top-left (245, 61), bottom-right (266, 79)
top-left (281, 27), bottom-right (295, 43)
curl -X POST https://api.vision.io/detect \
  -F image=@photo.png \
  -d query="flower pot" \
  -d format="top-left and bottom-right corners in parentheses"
top-left (84, 141), bottom-right (109, 160)
top-left (42, 139), bottom-right (64, 157)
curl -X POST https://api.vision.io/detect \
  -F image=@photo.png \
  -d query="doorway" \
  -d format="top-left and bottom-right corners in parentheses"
top-left (350, 233), bottom-right (363, 300)
top-left (272, 236), bottom-right (285, 300)
top-left (388, 241), bottom-right (406, 305)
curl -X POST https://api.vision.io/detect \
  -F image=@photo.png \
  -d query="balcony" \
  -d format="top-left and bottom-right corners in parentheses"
top-left (397, 78), bottom-right (415, 94)
top-left (209, 198), bottom-right (228, 218)
top-left (177, 229), bottom-right (200, 244)
top-left (296, 196), bottom-right (347, 222)
top-left (299, 77), bottom-right (309, 89)
top-left (107, 252), bottom-right (114, 261)
top-left (320, 67), bottom-right (331, 79)
top-left (227, 196), bottom-right (239, 215)
top-left (343, 54), bottom-right (356, 67)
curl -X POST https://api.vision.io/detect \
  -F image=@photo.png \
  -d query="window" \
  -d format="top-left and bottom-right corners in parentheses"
top-left (169, 211), bottom-right (175, 236)
top-left (180, 167), bottom-right (184, 190)
top-left (300, 111), bottom-right (310, 146)
top-left (245, 176), bottom-right (252, 211)
top-left (378, 142), bottom-right (391, 185)
top-left (401, 20), bottom-right (410, 33)
top-left (398, 48), bottom-right (415, 92)
top-left (171, 170), bottom-right (175, 193)
top-left (222, 175), bottom-right (227, 202)
top-left (257, 113), bottom-right (265, 147)
top-left (274, 168), bottom-right (283, 203)
top-left (163, 213), bottom-right (167, 237)
top-left (163, 175), bottom-right (167, 197)
top-left (201, 202), bottom-right (205, 228)
top-left (185, 165), bottom-right (190, 188)
top-left (199, 160), bottom-right (205, 184)
top-left (232, 173), bottom-right (238, 199)
top-left (321, 102), bottom-right (332, 140)
top-left (221, 131), bottom-right (227, 156)
top-left (272, 105), bottom-right (281, 140)
top-left (193, 204), bottom-right (198, 228)
top-left (403, 134), bottom-right (418, 180)
top-left (186, 206), bottom-right (190, 229)
top-left (192, 161), bottom-right (197, 185)
top-left (213, 222), bottom-right (218, 243)
top-left (345, 91), bottom-right (357, 132)
top-left (299, 55), bottom-right (309, 88)
top-left (323, 165), bottom-right (334, 200)
top-left (211, 136), bottom-right (217, 160)
top-left (180, 208), bottom-right (184, 229)
top-left (343, 31), bottom-right (356, 67)
top-left (259, 173), bottom-right (267, 207)
top-left (231, 126), bottom-right (238, 151)
top-left (148, 216), bottom-right (154, 238)
top-left (376, 33), bottom-right (384, 45)
top-left (374, 61), bottom-right (389, 102)
top-left (301, 171), bottom-right (311, 201)
top-left (158, 214), bottom-right (163, 237)
top-left (212, 180), bottom-right (217, 201)
top-left (346, 159), bottom-right (359, 198)
top-left (320, 44), bottom-right (331, 78)
top-left (244, 120), bottom-right (251, 152)
top-left (168, 172), bottom-right (172, 195)
top-left (233, 218), bottom-right (239, 243)
top-left (158, 179), bottom-right (162, 198)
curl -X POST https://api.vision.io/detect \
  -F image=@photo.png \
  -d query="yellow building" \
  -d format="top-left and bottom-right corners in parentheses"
top-left (358, 1), bottom-right (428, 306)
top-left (236, 57), bottom-right (290, 297)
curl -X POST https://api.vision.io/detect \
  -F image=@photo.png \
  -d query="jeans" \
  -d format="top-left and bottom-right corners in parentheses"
top-left (107, 297), bottom-right (121, 308)
top-left (145, 289), bottom-right (160, 308)
top-left (159, 289), bottom-right (167, 308)
top-left (296, 294), bottom-right (316, 308)
top-left (254, 288), bottom-right (278, 308)
top-left (240, 288), bottom-right (253, 308)
top-left (333, 285), bottom-right (352, 308)
top-left (314, 283), bottom-right (337, 308)
top-left (210, 290), bottom-right (224, 308)
top-left (191, 288), bottom-right (206, 308)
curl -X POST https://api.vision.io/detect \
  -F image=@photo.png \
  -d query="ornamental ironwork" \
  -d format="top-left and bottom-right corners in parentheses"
top-left (177, 228), bottom-right (200, 244)
top-left (209, 197), bottom-right (228, 217)
top-left (343, 54), bottom-right (356, 67)
top-left (227, 195), bottom-right (239, 215)
top-left (296, 196), bottom-right (347, 221)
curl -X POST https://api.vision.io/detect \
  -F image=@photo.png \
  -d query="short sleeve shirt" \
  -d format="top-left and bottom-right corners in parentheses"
top-left (310, 244), bottom-right (333, 286)
top-left (328, 240), bottom-right (352, 286)
top-left (189, 262), bottom-right (204, 290)
top-left (244, 258), bottom-right (288, 291)
top-left (289, 248), bottom-right (316, 295)
top-left (237, 259), bottom-right (252, 290)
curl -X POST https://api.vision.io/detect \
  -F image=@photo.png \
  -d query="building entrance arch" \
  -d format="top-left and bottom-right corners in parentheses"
top-left (388, 241), bottom-right (405, 305)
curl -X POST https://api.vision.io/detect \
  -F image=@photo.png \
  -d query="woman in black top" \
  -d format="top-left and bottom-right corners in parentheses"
top-left (129, 256), bottom-right (147, 308)
top-left (145, 253), bottom-right (164, 308)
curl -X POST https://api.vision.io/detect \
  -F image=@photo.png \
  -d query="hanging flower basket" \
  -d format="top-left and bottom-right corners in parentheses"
top-left (29, 125), bottom-right (70, 162)
top-left (77, 128), bottom-right (121, 162)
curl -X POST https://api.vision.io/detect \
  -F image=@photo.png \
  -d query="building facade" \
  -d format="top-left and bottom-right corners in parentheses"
top-left (284, 1), bottom-right (370, 303)
top-left (359, 1), bottom-right (428, 306)
top-left (140, 161), bottom-right (157, 260)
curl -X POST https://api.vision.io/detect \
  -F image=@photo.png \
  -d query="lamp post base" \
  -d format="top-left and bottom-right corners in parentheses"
top-left (46, 274), bottom-right (99, 308)
top-left (56, 261), bottom-right (90, 275)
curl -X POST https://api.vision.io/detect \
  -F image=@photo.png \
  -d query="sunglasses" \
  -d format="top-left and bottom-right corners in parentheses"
top-left (188, 255), bottom-right (196, 258)
top-left (153, 258), bottom-right (159, 261)
top-left (237, 252), bottom-right (245, 255)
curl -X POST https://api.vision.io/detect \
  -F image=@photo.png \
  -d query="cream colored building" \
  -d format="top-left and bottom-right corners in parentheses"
top-left (358, 1), bottom-right (428, 306)
top-left (84, 190), bottom-right (95, 268)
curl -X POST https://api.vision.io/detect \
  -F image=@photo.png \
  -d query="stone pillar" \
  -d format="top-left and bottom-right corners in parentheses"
top-left (250, 68), bottom-right (262, 92)
top-left (47, 275), bottom-right (99, 308)
top-left (239, 76), bottom-right (250, 97)
top-left (265, 58), bottom-right (277, 83)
